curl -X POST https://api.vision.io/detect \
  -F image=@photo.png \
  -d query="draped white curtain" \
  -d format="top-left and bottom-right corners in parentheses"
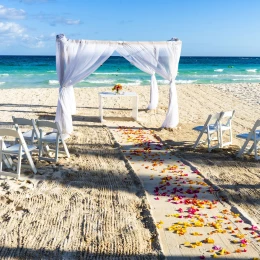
top-left (153, 41), bottom-right (182, 127)
top-left (55, 35), bottom-right (182, 136)
top-left (117, 43), bottom-right (159, 109)
top-left (55, 35), bottom-right (117, 135)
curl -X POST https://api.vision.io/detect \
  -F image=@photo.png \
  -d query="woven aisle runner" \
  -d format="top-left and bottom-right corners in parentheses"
top-left (108, 121), bottom-right (260, 259)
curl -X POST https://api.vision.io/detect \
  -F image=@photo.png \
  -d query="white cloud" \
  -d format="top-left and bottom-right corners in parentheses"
top-left (0, 22), bottom-right (25, 37)
top-left (65, 19), bottom-right (81, 25)
top-left (0, 5), bottom-right (26, 20)
top-left (0, 22), bottom-right (54, 49)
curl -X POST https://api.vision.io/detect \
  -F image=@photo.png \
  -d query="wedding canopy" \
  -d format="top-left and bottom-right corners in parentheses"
top-left (55, 34), bottom-right (182, 136)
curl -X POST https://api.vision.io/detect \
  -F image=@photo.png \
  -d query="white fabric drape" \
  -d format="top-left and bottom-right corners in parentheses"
top-left (117, 43), bottom-right (159, 109)
top-left (55, 35), bottom-right (117, 135)
top-left (55, 35), bottom-right (182, 136)
top-left (154, 41), bottom-right (182, 128)
top-left (117, 41), bottom-right (182, 126)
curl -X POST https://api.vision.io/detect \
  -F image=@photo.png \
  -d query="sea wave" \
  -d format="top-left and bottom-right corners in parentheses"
top-left (0, 73), bottom-right (9, 77)
top-left (176, 80), bottom-right (197, 84)
top-left (232, 78), bottom-right (260, 81)
top-left (47, 70), bottom-right (56, 73)
top-left (229, 74), bottom-right (260, 78)
top-left (49, 80), bottom-right (59, 85)
top-left (214, 69), bottom-right (224, 72)
top-left (0, 82), bottom-right (5, 85)
top-left (157, 80), bottom-right (170, 84)
top-left (125, 81), bottom-right (142, 86)
top-left (246, 69), bottom-right (257, 72)
top-left (83, 79), bottom-right (115, 84)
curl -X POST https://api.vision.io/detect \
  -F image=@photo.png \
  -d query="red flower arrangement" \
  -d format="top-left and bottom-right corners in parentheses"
top-left (112, 83), bottom-right (123, 94)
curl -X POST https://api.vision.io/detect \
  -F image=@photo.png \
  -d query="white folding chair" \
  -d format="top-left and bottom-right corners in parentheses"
top-left (12, 116), bottom-right (41, 144)
top-left (0, 128), bottom-right (37, 179)
top-left (236, 119), bottom-right (260, 160)
top-left (193, 112), bottom-right (223, 152)
top-left (218, 110), bottom-right (235, 148)
top-left (36, 120), bottom-right (70, 162)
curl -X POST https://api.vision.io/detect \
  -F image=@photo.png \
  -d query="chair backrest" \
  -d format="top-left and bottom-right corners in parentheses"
top-left (219, 110), bottom-right (235, 127)
top-left (12, 116), bottom-right (40, 140)
top-left (207, 112), bottom-right (222, 127)
top-left (251, 119), bottom-right (260, 132)
top-left (0, 128), bottom-right (20, 138)
top-left (36, 120), bottom-right (58, 130)
top-left (0, 127), bottom-right (28, 147)
top-left (12, 117), bottom-right (33, 126)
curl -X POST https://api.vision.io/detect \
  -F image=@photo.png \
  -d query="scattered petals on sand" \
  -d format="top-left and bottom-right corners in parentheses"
top-left (204, 237), bottom-right (214, 244)
top-left (115, 126), bottom-right (260, 259)
top-left (212, 245), bottom-right (221, 250)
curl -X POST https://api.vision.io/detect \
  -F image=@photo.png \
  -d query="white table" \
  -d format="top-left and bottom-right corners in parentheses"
top-left (98, 92), bottom-right (138, 123)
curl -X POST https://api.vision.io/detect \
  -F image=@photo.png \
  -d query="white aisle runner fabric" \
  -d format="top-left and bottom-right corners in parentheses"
top-left (107, 121), bottom-right (260, 258)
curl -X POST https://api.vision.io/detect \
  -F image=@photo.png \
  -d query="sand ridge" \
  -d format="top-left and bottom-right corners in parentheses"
top-left (0, 82), bottom-right (259, 258)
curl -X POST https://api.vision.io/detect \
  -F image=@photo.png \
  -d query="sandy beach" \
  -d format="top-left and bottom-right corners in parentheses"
top-left (0, 82), bottom-right (259, 258)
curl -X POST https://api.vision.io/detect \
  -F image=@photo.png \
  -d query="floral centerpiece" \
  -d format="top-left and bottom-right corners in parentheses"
top-left (112, 83), bottom-right (123, 94)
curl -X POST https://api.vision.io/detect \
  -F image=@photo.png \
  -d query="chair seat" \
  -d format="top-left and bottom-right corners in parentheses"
top-left (193, 124), bottom-right (217, 133)
top-left (2, 144), bottom-right (37, 155)
top-left (41, 132), bottom-right (61, 143)
top-left (23, 130), bottom-right (45, 141)
top-left (236, 130), bottom-right (260, 140)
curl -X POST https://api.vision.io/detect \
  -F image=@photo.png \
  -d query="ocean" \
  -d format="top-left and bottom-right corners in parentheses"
top-left (0, 56), bottom-right (260, 89)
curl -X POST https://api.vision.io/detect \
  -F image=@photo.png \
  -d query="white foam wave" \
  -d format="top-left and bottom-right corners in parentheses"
top-left (125, 81), bottom-right (142, 86)
top-left (232, 78), bottom-right (260, 81)
top-left (246, 69), bottom-right (257, 72)
top-left (47, 70), bottom-right (56, 73)
top-left (24, 74), bottom-right (33, 76)
top-left (229, 74), bottom-right (260, 78)
top-left (83, 79), bottom-right (115, 84)
top-left (157, 80), bottom-right (170, 84)
top-left (49, 80), bottom-right (59, 85)
top-left (214, 69), bottom-right (224, 72)
top-left (0, 82), bottom-right (5, 85)
top-left (176, 80), bottom-right (197, 84)
top-left (0, 73), bottom-right (9, 77)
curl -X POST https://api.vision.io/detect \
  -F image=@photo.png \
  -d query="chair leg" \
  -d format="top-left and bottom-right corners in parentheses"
top-left (254, 140), bottom-right (260, 160)
top-left (21, 143), bottom-right (37, 174)
top-left (219, 129), bottom-right (223, 148)
top-left (194, 131), bottom-right (205, 149)
top-left (0, 148), bottom-right (2, 173)
top-left (207, 132), bottom-right (212, 152)
top-left (61, 140), bottom-right (70, 158)
top-left (17, 145), bottom-right (22, 179)
top-left (25, 152), bottom-right (37, 174)
top-left (55, 142), bottom-right (59, 162)
top-left (237, 130), bottom-right (254, 158)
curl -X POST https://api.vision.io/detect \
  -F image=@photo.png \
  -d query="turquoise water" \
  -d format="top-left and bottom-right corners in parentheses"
top-left (0, 56), bottom-right (260, 89)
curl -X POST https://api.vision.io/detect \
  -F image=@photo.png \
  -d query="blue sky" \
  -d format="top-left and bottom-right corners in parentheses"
top-left (0, 0), bottom-right (259, 56)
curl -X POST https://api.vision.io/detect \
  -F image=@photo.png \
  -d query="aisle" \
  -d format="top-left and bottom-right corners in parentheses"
top-left (108, 121), bottom-right (260, 259)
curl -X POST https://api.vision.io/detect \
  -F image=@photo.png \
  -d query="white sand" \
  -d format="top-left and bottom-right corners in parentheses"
top-left (0, 82), bottom-right (259, 257)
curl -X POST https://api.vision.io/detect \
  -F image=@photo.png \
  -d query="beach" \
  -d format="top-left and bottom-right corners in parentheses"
top-left (0, 82), bottom-right (259, 258)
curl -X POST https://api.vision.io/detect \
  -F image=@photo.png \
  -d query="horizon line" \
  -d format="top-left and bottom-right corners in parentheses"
top-left (0, 55), bottom-right (260, 58)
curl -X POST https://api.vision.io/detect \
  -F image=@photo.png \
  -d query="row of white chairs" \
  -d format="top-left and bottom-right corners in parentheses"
top-left (193, 110), bottom-right (235, 152)
top-left (0, 117), bottom-right (70, 179)
top-left (193, 110), bottom-right (260, 160)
